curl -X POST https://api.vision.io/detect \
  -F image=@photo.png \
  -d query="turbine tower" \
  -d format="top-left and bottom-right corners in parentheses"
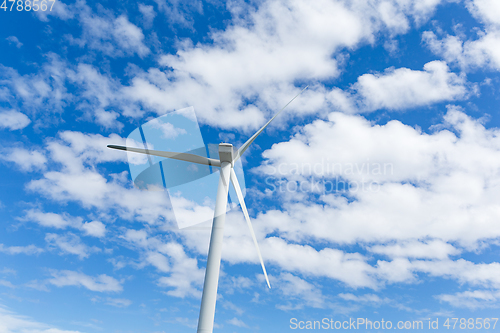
top-left (107, 86), bottom-right (307, 333)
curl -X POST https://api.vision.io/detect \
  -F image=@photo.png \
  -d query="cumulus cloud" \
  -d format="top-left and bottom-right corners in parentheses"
top-left (1, 0), bottom-right (454, 132)
top-left (165, 108), bottom-right (498, 292)
top-left (16, 94), bottom-right (500, 298)
top-left (23, 130), bottom-right (178, 227)
top-left (423, 30), bottom-right (500, 71)
top-left (154, 242), bottom-right (205, 298)
top-left (122, 229), bottom-right (205, 298)
top-left (23, 209), bottom-right (82, 229)
top-left (254, 109), bottom-right (500, 246)
top-left (5, 0), bottom-right (498, 320)
top-left (81, 221), bottom-right (106, 238)
top-left (330, 61), bottom-right (470, 112)
top-left (0, 110), bottom-right (31, 130)
top-left (368, 240), bottom-right (461, 260)
top-left (23, 209), bottom-right (106, 239)
top-left (0, 147), bottom-right (46, 171)
top-left (120, 0), bottom-right (448, 130)
top-left (423, 0), bottom-right (500, 71)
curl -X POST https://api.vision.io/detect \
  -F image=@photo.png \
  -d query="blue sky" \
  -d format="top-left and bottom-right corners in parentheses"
top-left (1, 0), bottom-right (500, 332)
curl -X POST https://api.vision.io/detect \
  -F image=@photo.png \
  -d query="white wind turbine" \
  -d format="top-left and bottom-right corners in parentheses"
top-left (107, 86), bottom-right (307, 333)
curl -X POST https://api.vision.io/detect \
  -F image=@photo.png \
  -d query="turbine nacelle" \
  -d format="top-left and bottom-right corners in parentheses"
top-left (218, 143), bottom-right (234, 164)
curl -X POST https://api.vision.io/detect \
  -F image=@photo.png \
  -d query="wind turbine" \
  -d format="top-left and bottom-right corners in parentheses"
top-left (107, 86), bottom-right (308, 333)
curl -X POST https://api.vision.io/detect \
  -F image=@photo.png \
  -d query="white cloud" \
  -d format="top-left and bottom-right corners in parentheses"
top-left (331, 61), bottom-right (470, 112)
top-left (0, 305), bottom-right (82, 333)
top-left (45, 233), bottom-right (100, 259)
top-left (276, 272), bottom-right (326, 309)
top-left (105, 297), bottom-right (132, 308)
top-left (0, 54), bottom-right (70, 122)
top-left (227, 317), bottom-right (249, 328)
top-left (411, 259), bottom-right (500, 289)
top-left (222, 276), bottom-right (254, 295)
top-left (222, 300), bottom-right (245, 315)
top-left (48, 270), bottom-right (123, 292)
top-left (65, 2), bottom-right (149, 58)
top-left (0, 109), bottom-right (31, 130)
top-left (0, 268), bottom-right (16, 275)
top-left (156, 241), bottom-right (205, 298)
top-left (22, 209), bottom-right (107, 238)
top-left (24, 131), bottom-right (176, 225)
top-left (338, 293), bottom-right (389, 305)
top-left (147, 118), bottom-right (187, 139)
top-left (423, 30), bottom-right (500, 71)
top-left (122, 0), bottom-right (447, 130)
top-left (1, 0), bottom-right (453, 132)
top-left (23, 103), bottom-right (500, 293)
top-left (25, 280), bottom-right (50, 292)
top-left (138, 4), bottom-right (156, 28)
top-left (0, 147), bottom-right (47, 172)
top-left (153, 0), bottom-right (202, 27)
top-left (64, 64), bottom-right (133, 128)
top-left (35, 0), bottom-right (75, 21)
top-left (145, 251), bottom-right (170, 273)
top-left (6, 36), bottom-right (22, 48)
top-left (254, 108), bottom-right (500, 247)
top-left (436, 289), bottom-right (500, 309)
top-left (35, 1), bottom-right (149, 57)
top-left (164, 107), bottom-right (499, 291)
top-left (368, 240), bottom-right (461, 259)
top-left (27, 169), bottom-right (173, 224)
top-left (423, 0), bottom-right (500, 71)
top-left (122, 229), bottom-right (205, 298)
top-left (24, 209), bottom-right (82, 229)
top-left (53, 131), bottom-right (128, 167)
top-left (466, 0), bottom-right (500, 27)
top-left (0, 280), bottom-right (15, 288)
top-left (0, 244), bottom-right (44, 255)
top-left (81, 221), bottom-right (106, 238)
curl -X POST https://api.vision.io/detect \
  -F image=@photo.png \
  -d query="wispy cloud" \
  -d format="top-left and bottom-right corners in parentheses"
top-left (5, 36), bottom-right (22, 48)
top-left (48, 270), bottom-right (123, 292)
top-left (0, 244), bottom-right (44, 255)
top-left (0, 305), bottom-right (82, 333)
top-left (45, 232), bottom-right (100, 259)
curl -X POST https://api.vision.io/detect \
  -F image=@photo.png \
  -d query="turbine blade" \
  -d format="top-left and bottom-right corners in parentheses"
top-left (229, 168), bottom-right (271, 288)
top-left (234, 86), bottom-right (308, 162)
top-left (107, 145), bottom-right (221, 167)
